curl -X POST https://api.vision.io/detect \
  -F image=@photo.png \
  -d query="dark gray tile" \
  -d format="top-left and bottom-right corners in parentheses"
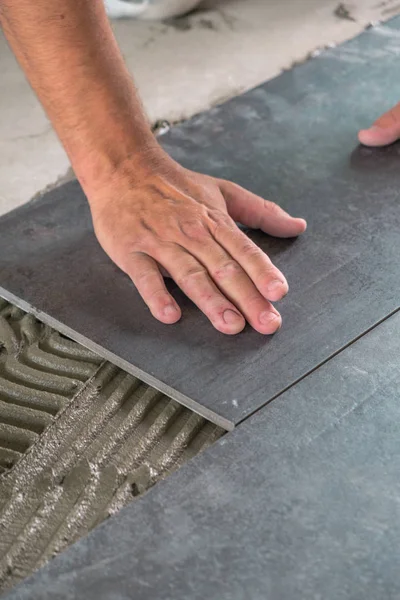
top-left (1, 22), bottom-right (400, 427)
top-left (5, 310), bottom-right (400, 600)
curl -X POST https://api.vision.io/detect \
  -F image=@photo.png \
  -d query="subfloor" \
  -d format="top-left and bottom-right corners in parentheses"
top-left (1, 0), bottom-right (400, 215)
top-left (0, 300), bottom-right (224, 592)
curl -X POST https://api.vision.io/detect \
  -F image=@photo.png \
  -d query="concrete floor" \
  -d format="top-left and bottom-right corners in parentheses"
top-left (1, 0), bottom-right (400, 215)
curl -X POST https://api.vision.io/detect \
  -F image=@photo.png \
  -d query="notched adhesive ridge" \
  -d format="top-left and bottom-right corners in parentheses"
top-left (0, 301), bottom-right (225, 592)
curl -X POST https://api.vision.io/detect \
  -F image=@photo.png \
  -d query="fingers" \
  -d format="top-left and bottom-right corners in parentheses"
top-left (156, 237), bottom-right (281, 335)
top-left (151, 245), bottom-right (248, 335)
top-left (126, 253), bottom-right (181, 324)
top-left (197, 245), bottom-right (282, 332)
top-left (212, 220), bottom-right (288, 303)
top-left (103, 176), bottom-right (299, 335)
top-left (358, 101), bottom-right (400, 147)
top-left (219, 180), bottom-right (307, 238)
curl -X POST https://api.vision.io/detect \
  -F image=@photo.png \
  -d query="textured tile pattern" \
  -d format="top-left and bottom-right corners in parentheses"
top-left (0, 301), bottom-right (224, 593)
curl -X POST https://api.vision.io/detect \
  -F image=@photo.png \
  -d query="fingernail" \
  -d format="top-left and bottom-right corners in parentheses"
top-left (163, 304), bottom-right (179, 317)
top-left (266, 280), bottom-right (288, 299)
top-left (296, 218), bottom-right (307, 232)
top-left (267, 280), bottom-right (285, 294)
top-left (259, 310), bottom-right (281, 327)
top-left (223, 309), bottom-right (243, 325)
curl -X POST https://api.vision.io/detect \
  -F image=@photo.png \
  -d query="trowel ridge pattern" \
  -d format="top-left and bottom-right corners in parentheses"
top-left (0, 300), bottom-right (224, 592)
top-left (0, 298), bottom-right (102, 474)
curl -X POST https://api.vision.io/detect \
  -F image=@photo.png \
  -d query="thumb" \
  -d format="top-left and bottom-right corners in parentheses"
top-left (358, 101), bottom-right (400, 147)
top-left (219, 180), bottom-right (307, 238)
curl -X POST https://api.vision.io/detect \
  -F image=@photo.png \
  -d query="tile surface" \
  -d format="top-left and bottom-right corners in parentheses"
top-left (1, 22), bottom-right (400, 427)
top-left (5, 310), bottom-right (400, 600)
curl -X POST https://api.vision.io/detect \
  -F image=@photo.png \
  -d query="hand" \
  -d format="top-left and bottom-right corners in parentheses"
top-left (359, 102), bottom-right (400, 146)
top-left (0, 0), bottom-right (305, 337)
top-left (89, 151), bottom-right (307, 335)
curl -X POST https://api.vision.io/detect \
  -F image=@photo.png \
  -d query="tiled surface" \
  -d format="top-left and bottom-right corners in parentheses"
top-left (1, 12), bottom-right (400, 599)
top-left (5, 310), bottom-right (400, 600)
top-left (1, 21), bottom-right (400, 427)
top-left (1, 0), bottom-right (400, 214)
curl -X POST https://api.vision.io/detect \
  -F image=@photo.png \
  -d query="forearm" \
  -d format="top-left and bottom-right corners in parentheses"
top-left (0, 0), bottom-right (157, 196)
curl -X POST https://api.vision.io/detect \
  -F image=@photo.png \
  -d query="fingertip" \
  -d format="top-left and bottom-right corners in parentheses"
top-left (257, 310), bottom-right (282, 335)
top-left (215, 309), bottom-right (246, 335)
top-left (263, 214), bottom-right (307, 238)
top-left (293, 217), bottom-right (307, 235)
top-left (358, 126), bottom-right (399, 147)
top-left (357, 129), bottom-right (368, 145)
top-left (278, 217), bottom-right (307, 239)
top-left (155, 303), bottom-right (182, 325)
top-left (358, 127), bottom-right (379, 146)
top-left (265, 279), bottom-right (289, 302)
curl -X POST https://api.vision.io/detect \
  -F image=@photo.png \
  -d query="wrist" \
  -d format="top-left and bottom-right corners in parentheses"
top-left (71, 127), bottom-right (160, 196)
top-left (81, 140), bottom-right (177, 209)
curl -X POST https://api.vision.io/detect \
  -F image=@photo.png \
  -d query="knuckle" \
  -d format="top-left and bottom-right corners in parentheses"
top-left (214, 211), bottom-right (232, 226)
top-left (146, 288), bottom-right (169, 304)
top-left (134, 268), bottom-right (155, 286)
top-left (140, 233), bottom-right (160, 252)
top-left (127, 232), bottom-right (153, 252)
top-left (212, 260), bottom-right (242, 282)
top-left (208, 211), bottom-right (234, 234)
top-left (198, 291), bottom-right (215, 303)
top-left (176, 266), bottom-right (207, 289)
top-left (264, 200), bottom-right (281, 216)
top-left (179, 220), bottom-right (209, 242)
top-left (240, 240), bottom-right (262, 259)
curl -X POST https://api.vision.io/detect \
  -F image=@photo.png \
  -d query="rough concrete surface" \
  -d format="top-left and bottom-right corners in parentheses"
top-left (0, 300), bottom-right (224, 593)
top-left (1, 0), bottom-right (400, 213)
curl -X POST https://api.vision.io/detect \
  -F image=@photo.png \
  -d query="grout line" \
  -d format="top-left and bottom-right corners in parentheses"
top-left (2, 291), bottom-right (398, 435)
top-left (236, 305), bottom-right (400, 427)
top-left (0, 287), bottom-right (235, 433)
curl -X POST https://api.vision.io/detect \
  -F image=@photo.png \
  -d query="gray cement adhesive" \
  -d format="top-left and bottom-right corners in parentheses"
top-left (0, 300), bottom-right (224, 593)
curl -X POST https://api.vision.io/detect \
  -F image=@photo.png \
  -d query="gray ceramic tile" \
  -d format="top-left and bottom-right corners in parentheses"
top-left (5, 309), bottom-right (400, 600)
top-left (1, 22), bottom-right (400, 428)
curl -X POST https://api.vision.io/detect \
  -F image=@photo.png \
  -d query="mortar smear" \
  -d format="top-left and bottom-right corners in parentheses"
top-left (0, 300), bottom-right (224, 592)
